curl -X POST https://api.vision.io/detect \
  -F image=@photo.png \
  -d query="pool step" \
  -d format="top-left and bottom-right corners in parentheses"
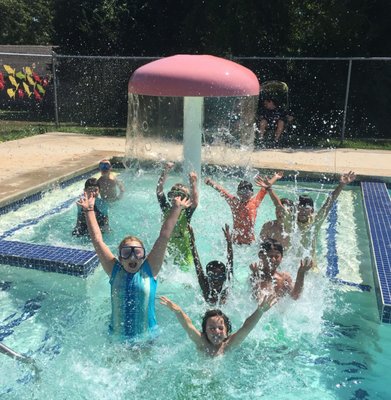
top-left (361, 182), bottom-right (391, 323)
top-left (0, 240), bottom-right (99, 277)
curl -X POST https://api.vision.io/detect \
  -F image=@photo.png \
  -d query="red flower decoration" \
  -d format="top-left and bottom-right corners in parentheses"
top-left (32, 72), bottom-right (42, 84)
top-left (17, 88), bottom-right (25, 98)
top-left (34, 89), bottom-right (42, 101)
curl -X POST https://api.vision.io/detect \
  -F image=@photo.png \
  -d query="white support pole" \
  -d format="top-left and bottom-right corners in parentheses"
top-left (183, 97), bottom-right (203, 184)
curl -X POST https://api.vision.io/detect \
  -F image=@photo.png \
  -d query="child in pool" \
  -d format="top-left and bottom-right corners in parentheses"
top-left (204, 172), bottom-right (283, 245)
top-left (156, 161), bottom-right (199, 271)
top-left (256, 174), bottom-right (294, 251)
top-left (188, 224), bottom-right (233, 305)
top-left (250, 239), bottom-right (313, 301)
top-left (72, 178), bottom-right (109, 236)
top-left (97, 159), bottom-right (125, 202)
top-left (77, 190), bottom-right (191, 340)
top-left (256, 171), bottom-right (356, 259)
top-left (160, 293), bottom-right (276, 357)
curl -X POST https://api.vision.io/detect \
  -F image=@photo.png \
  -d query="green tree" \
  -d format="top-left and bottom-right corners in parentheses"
top-left (0, 0), bottom-right (54, 45)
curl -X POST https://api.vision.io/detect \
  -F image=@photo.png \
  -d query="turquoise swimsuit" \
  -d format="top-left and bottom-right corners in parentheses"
top-left (109, 259), bottom-right (158, 339)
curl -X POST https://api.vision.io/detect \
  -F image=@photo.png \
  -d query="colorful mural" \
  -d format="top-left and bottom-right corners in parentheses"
top-left (0, 64), bottom-right (49, 101)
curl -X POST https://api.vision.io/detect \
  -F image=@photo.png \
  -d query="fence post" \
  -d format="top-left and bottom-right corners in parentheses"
top-left (341, 59), bottom-right (352, 143)
top-left (52, 51), bottom-right (59, 128)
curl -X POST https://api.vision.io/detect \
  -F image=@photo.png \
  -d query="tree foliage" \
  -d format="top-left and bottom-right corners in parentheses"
top-left (0, 0), bottom-right (54, 45)
top-left (2, 0), bottom-right (390, 57)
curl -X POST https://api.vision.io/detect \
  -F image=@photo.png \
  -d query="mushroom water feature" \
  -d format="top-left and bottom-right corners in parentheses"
top-left (126, 54), bottom-right (260, 179)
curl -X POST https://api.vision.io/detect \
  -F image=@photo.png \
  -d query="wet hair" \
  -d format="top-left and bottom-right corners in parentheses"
top-left (206, 260), bottom-right (225, 271)
top-left (84, 178), bottom-right (100, 190)
top-left (201, 310), bottom-right (232, 339)
top-left (169, 183), bottom-right (190, 197)
top-left (298, 195), bottom-right (314, 208)
top-left (118, 236), bottom-right (144, 252)
top-left (237, 180), bottom-right (253, 193)
top-left (259, 238), bottom-right (284, 257)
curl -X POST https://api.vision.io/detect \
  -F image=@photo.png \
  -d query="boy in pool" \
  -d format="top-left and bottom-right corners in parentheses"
top-left (204, 171), bottom-right (283, 245)
top-left (257, 171), bottom-right (356, 256)
top-left (77, 189), bottom-right (191, 340)
top-left (159, 293), bottom-right (276, 357)
top-left (156, 161), bottom-right (199, 271)
top-left (255, 174), bottom-right (294, 251)
top-left (97, 159), bottom-right (125, 202)
top-left (72, 178), bottom-right (109, 236)
top-left (188, 224), bottom-right (233, 305)
top-left (250, 239), bottom-right (313, 301)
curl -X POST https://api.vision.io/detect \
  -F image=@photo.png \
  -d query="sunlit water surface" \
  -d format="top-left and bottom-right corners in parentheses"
top-left (0, 169), bottom-right (390, 400)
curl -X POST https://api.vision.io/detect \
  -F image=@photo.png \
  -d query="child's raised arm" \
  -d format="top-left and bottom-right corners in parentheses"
top-left (225, 293), bottom-right (277, 350)
top-left (223, 224), bottom-right (233, 280)
top-left (0, 343), bottom-right (41, 378)
top-left (290, 258), bottom-right (312, 300)
top-left (204, 177), bottom-right (233, 200)
top-left (148, 196), bottom-right (192, 277)
top-left (78, 192), bottom-right (116, 276)
top-left (188, 224), bottom-right (209, 296)
top-left (189, 171), bottom-right (199, 208)
top-left (160, 296), bottom-right (202, 345)
top-left (157, 162), bottom-right (174, 197)
top-left (315, 171), bottom-right (356, 228)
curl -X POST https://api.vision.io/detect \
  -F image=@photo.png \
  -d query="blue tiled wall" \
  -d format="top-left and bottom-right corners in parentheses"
top-left (361, 182), bottom-right (391, 323)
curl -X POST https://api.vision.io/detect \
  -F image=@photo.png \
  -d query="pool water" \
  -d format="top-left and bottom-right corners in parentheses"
top-left (0, 169), bottom-right (390, 400)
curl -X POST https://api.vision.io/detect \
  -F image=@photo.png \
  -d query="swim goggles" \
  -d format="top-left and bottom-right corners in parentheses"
top-left (119, 246), bottom-right (146, 260)
top-left (99, 162), bottom-right (111, 171)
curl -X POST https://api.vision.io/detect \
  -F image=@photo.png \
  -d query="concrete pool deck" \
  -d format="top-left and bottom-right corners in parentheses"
top-left (0, 131), bottom-right (390, 207)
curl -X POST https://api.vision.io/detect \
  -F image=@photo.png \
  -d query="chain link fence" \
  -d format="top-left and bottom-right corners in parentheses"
top-left (1, 51), bottom-right (390, 144)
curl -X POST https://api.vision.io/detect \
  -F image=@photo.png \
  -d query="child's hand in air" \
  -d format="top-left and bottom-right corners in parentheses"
top-left (258, 292), bottom-right (277, 312)
top-left (340, 171), bottom-right (356, 185)
top-left (173, 196), bottom-right (192, 210)
top-left (76, 191), bottom-right (95, 211)
top-left (160, 296), bottom-right (182, 313)
top-left (189, 171), bottom-right (198, 183)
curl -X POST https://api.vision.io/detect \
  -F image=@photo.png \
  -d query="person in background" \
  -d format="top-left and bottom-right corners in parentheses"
top-left (250, 239), bottom-right (313, 301)
top-left (77, 188), bottom-right (191, 341)
top-left (159, 293), bottom-right (276, 357)
top-left (255, 97), bottom-right (287, 147)
top-left (188, 224), bottom-right (233, 305)
top-left (97, 159), bottom-right (125, 202)
top-left (204, 172), bottom-right (283, 245)
top-left (156, 161), bottom-right (199, 271)
top-left (72, 178), bottom-right (109, 236)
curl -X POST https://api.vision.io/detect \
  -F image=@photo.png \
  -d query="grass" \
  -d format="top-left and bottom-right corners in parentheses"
top-left (0, 120), bottom-right (390, 150)
top-left (0, 121), bottom-right (125, 142)
top-left (320, 138), bottom-right (391, 151)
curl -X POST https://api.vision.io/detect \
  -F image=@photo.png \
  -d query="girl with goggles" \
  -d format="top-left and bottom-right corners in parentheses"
top-left (77, 188), bottom-right (192, 341)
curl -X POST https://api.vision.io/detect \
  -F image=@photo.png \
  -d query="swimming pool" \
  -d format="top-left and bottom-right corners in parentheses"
top-left (0, 168), bottom-right (390, 399)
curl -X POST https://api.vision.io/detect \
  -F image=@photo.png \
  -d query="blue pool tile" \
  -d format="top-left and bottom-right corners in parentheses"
top-left (361, 182), bottom-right (391, 323)
top-left (0, 240), bottom-right (99, 277)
